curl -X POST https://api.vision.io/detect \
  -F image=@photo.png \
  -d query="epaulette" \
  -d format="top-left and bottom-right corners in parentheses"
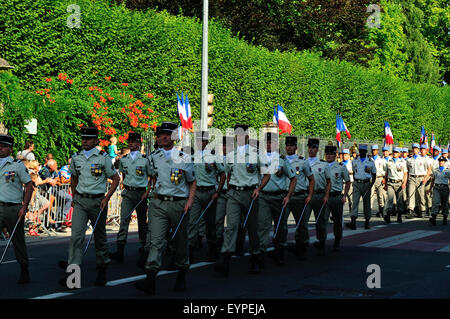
top-left (100, 150), bottom-right (108, 157)
top-left (13, 159), bottom-right (21, 163)
top-left (142, 154), bottom-right (147, 158)
top-left (72, 152), bottom-right (80, 157)
top-left (280, 155), bottom-right (285, 159)
top-left (339, 162), bottom-right (343, 166)
top-left (298, 156), bottom-right (304, 160)
top-left (320, 159), bottom-right (326, 162)
top-left (211, 150), bottom-right (216, 155)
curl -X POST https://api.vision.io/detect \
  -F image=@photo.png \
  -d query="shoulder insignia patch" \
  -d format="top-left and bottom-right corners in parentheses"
top-left (280, 155), bottom-right (285, 159)
top-left (320, 159), bottom-right (326, 162)
top-left (13, 159), bottom-right (21, 163)
top-left (298, 156), bottom-right (304, 160)
top-left (100, 150), bottom-right (108, 157)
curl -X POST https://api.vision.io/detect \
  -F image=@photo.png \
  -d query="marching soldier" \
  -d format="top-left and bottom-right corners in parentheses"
top-left (188, 131), bottom-right (226, 263)
top-left (324, 145), bottom-right (350, 252)
top-left (405, 144), bottom-right (431, 219)
top-left (214, 124), bottom-right (270, 276)
top-left (215, 136), bottom-right (232, 252)
top-left (0, 134), bottom-right (33, 284)
top-left (421, 144), bottom-right (434, 217)
top-left (134, 122), bottom-right (196, 295)
top-left (257, 133), bottom-right (296, 266)
top-left (346, 144), bottom-right (376, 230)
top-left (371, 145), bottom-right (387, 218)
top-left (110, 132), bottom-right (152, 264)
top-left (428, 157), bottom-right (449, 226)
top-left (284, 136), bottom-right (315, 260)
top-left (60, 127), bottom-right (120, 286)
top-left (302, 138), bottom-right (331, 256)
top-left (342, 149), bottom-right (353, 213)
top-left (383, 147), bottom-right (408, 223)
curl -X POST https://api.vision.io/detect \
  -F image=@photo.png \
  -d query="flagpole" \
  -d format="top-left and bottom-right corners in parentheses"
top-left (200, 0), bottom-right (209, 132)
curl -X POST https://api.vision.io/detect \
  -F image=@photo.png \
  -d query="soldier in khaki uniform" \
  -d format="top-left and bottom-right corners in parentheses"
top-left (214, 124), bottom-right (270, 276)
top-left (0, 135), bottom-right (33, 284)
top-left (60, 127), bottom-right (120, 287)
top-left (257, 133), bottom-right (296, 266)
top-left (406, 143), bottom-right (431, 219)
top-left (421, 144), bottom-right (435, 217)
top-left (346, 144), bottom-right (376, 230)
top-left (135, 122), bottom-right (196, 295)
top-left (110, 133), bottom-right (152, 263)
top-left (383, 147), bottom-right (408, 223)
top-left (216, 136), bottom-right (232, 251)
top-left (324, 145), bottom-right (350, 252)
top-left (284, 136), bottom-right (315, 260)
top-left (341, 149), bottom-right (353, 213)
top-left (370, 145), bottom-right (387, 218)
top-left (301, 139), bottom-right (331, 257)
top-left (428, 157), bottom-right (449, 226)
top-left (188, 131), bottom-right (226, 263)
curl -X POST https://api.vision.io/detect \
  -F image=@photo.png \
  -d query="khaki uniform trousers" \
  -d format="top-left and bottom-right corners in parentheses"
top-left (258, 192), bottom-right (286, 252)
top-left (116, 189), bottom-right (148, 246)
top-left (68, 196), bottom-right (110, 266)
top-left (145, 198), bottom-right (189, 273)
top-left (0, 204), bottom-right (28, 265)
top-left (221, 189), bottom-right (260, 256)
top-left (351, 181), bottom-right (372, 220)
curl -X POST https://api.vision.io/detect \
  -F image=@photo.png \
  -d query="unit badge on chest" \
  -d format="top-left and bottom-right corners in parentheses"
top-left (4, 171), bottom-right (16, 183)
top-left (246, 163), bottom-right (256, 174)
top-left (91, 164), bottom-right (103, 177)
top-left (136, 166), bottom-right (144, 176)
top-left (170, 168), bottom-right (183, 184)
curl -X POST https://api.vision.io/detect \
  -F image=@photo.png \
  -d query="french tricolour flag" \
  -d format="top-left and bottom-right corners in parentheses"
top-left (420, 126), bottom-right (426, 145)
top-left (336, 115), bottom-right (351, 143)
top-left (177, 92), bottom-right (193, 130)
top-left (273, 104), bottom-right (292, 134)
top-left (384, 121), bottom-right (394, 145)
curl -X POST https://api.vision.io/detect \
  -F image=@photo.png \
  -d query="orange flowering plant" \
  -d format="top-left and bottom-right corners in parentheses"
top-left (35, 72), bottom-right (160, 150)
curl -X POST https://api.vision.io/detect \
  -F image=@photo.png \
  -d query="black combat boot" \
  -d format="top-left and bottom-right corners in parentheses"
top-left (287, 243), bottom-right (300, 256)
top-left (93, 265), bottom-right (107, 286)
top-left (345, 216), bottom-right (357, 230)
top-left (376, 207), bottom-right (383, 218)
top-left (214, 252), bottom-right (231, 277)
top-left (188, 245), bottom-right (195, 265)
top-left (383, 210), bottom-right (391, 224)
top-left (136, 250), bottom-right (149, 270)
top-left (110, 242), bottom-right (125, 264)
top-left (258, 251), bottom-right (265, 269)
top-left (333, 239), bottom-right (341, 252)
top-left (443, 215), bottom-right (447, 226)
top-left (406, 209), bottom-right (415, 219)
top-left (426, 208), bottom-right (431, 217)
top-left (429, 214), bottom-right (437, 226)
top-left (174, 269), bottom-right (187, 291)
top-left (364, 219), bottom-right (370, 229)
top-left (248, 254), bottom-right (261, 274)
top-left (276, 247), bottom-right (285, 265)
top-left (206, 244), bottom-right (219, 262)
top-left (396, 211), bottom-right (402, 223)
top-left (297, 243), bottom-right (308, 261)
top-left (17, 264), bottom-right (30, 284)
top-left (134, 270), bottom-right (157, 295)
top-left (417, 211), bottom-right (424, 218)
top-left (313, 241), bottom-right (325, 256)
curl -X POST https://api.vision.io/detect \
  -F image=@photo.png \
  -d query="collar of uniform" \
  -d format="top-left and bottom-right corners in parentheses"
top-left (129, 151), bottom-right (141, 160)
top-left (327, 161), bottom-right (335, 167)
top-left (83, 147), bottom-right (99, 159)
top-left (372, 155), bottom-right (378, 160)
top-left (433, 155), bottom-right (439, 160)
top-left (392, 158), bottom-right (399, 163)
top-left (342, 160), bottom-right (348, 165)
top-left (360, 157), bottom-right (367, 163)
top-left (237, 144), bottom-right (248, 155)
top-left (384, 157), bottom-right (390, 161)
top-left (439, 166), bottom-right (444, 172)
top-left (308, 157), bottom-right (318, 165)
top-left (413, 155), bottom-right (418, 159)
top-left (286, 154), bottom-right (297, 161)
top-left (0, 156), bottom-right (12, 168)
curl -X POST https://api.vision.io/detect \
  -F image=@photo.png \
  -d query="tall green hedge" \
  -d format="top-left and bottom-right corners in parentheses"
top-left (1, 0), bottom-right (449, 147)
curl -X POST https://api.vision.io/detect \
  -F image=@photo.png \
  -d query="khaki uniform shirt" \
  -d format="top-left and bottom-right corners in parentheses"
top-left (193, 150), bottom-right (225, 187)
top-left (69, 148), bottom-right (117, 195)
top-left (226, 144), bottom-right (263, 187)
top-left (406, 155), bottom-right (428, 176)
top-left (352, 158), bottom-right (376, 180)
top-left (260, 153), bottom-right (296, 192)
top-left (385, 158), bottom-right (408, 180)
top-left (308, 158), bottom-right (330, 191)
top-left (119, 152), bottom-right (152, 188)
top-left (0, 157), bottom-right (31, 203)
top-left (150, 148), bottom-right (195, 198)
top-left (285, 154), bottom-right (312, 192)
top-left (327, 161), bottom-right (350, 192)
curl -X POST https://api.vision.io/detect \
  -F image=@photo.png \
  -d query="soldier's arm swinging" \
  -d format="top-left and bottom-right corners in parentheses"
top-left (423, 166), bottom-right (432, 185)
top-left (323, 178), bottom-right (331, 204)
top-left (141, 176), bottom-right (152, 201)
top-left (184, 180), bottom-right (197, 213)
top-left (283, 176), bottom-right (297, 207)
top-left (342, 180), bottom-right (351, 204)
top-left (101, 173), bottom-right (120, 211)
top-left (70, 175), bottom-right (79, 207)
top-left (212, 171), bottom-right (226, 202)
top-left (306, 175), bottom-right (315, 205)
top-left (18, 181), bottom-right (33, 219)
top-left (252, 173), bottom-right (270, 200)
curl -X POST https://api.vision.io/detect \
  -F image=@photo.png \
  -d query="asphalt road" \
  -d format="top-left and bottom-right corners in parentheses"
top-left (1, 213), bottom-right (449, 300)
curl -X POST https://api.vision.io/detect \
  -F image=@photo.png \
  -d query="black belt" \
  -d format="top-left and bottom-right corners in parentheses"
top-left (77, 193), bottom-right (104, 199)
top-left (294, 190), bottom-right (307, 196)
top-left (156, 194), bottom-right (187, 201)
top-left (229, 184), bottom-right (257, 191)
top-left (261, 190), bottom-right (286, 196)
top-left (315, 189), bottom-right (326, 194)
top-left (196, 185), bottom-right (216, 191)
top-left (355, 179), bottom-right (370, 183)
top-left (330, 191), bottom-right (342, 197)
top-left (0, 202), bottom-right (21, 207)
top-left (388, 179), bottom-right (402, 183)
top-left (410, 175), bottom-right (425, 177)
top-left (124, 185), bottom-right (146, 191)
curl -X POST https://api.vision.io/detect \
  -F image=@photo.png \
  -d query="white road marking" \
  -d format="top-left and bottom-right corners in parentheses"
top-left (1, 257), bottom-right (36, 264)
top-left (31, 292), bottom-right (74, 299)
top-left (436, 245), bottom-right (450, 253)
top-left (360, 230), bottom-right (441, 248)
